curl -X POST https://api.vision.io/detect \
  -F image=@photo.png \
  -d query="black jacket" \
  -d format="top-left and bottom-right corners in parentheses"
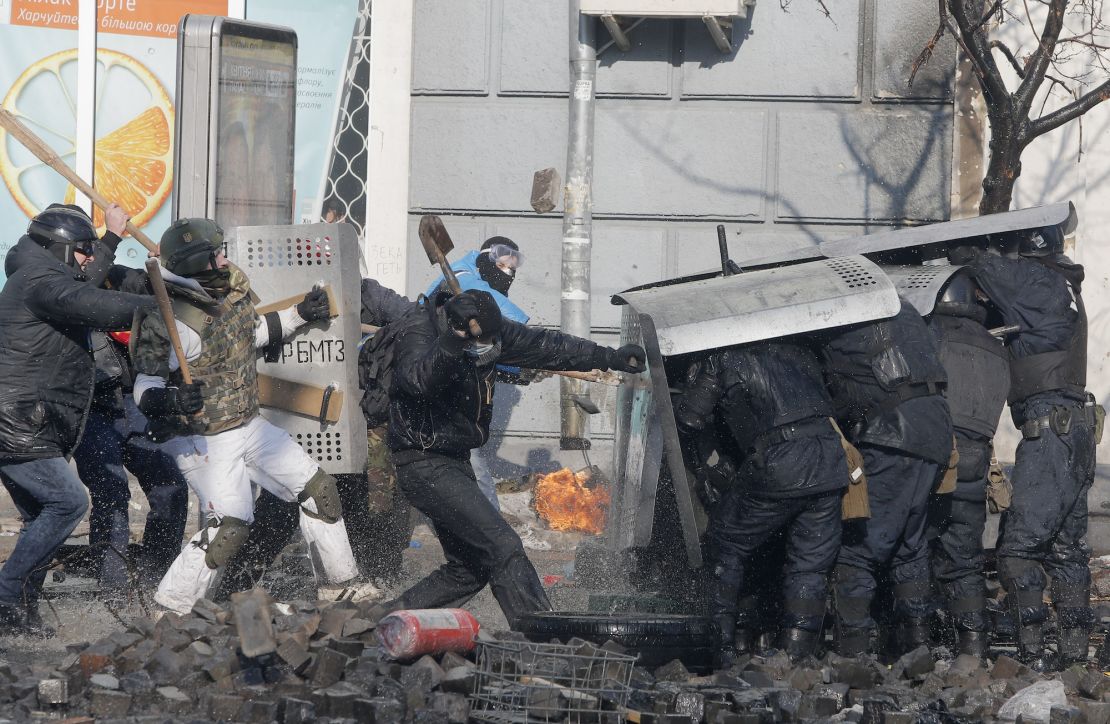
top-left (387, 301), bottom-right (610, 456)
top-left (0, 237), bottom-right (154, 461)
top-left (674, 341), bottom-right (847, 497)
top-left (821, 299), bottom-right (953, 465)
top-left (360, 278), bottom-right (416, 327)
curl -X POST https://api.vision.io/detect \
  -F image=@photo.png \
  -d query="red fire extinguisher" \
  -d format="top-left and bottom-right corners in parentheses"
top-left (376, 608), bottom-right (480, 660)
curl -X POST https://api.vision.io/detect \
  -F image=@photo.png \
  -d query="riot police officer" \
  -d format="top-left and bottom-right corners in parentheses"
top-left (675, 339), bottom-right (849, 665)
top-left (821, 299), bottom-right (954, 657)
top-left (952, 228), bottom-right (1099, 670)
top-left (925, 271), bottom-right (1009, 658)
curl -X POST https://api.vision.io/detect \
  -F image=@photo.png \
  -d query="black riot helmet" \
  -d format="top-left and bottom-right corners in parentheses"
top-left (934, 271), bottom-right (987, 324)
top-left (27, 204), bottom-right (97, 268)
top-left (1018, 226), bottom-right (1065, 258)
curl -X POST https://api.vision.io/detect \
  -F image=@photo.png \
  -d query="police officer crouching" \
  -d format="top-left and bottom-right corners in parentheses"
top-left (952, 227), bottom-right (1102, 671)
top-left (925, 272), bottom-right (1009, 658)
top-left (675, 339), bottom-right (849, 666)
top-left (821, 299), bottom-right (954, 657)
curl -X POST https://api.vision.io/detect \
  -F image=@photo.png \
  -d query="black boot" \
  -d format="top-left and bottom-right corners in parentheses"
top-left (0, 601), bottom-right (23, 635)
top-left (1057, 627), bottom-right (1091, 667)
top-left (733, 626), bottom-right (756, 657)
top-left (713, 615), bottom-right (741, 670)
top-left (23, 605), bottom-right (55, 639)
top-left (778, 627), bottom-right (820, 661)
top-left (1015, 624), bottom-right (1055, 673)
top-left (956, 629), bottom-right (988, 658)
top-left (895, 618), bottom-right (930, 656)
top-left (835, 625), bottom-right (870, 657)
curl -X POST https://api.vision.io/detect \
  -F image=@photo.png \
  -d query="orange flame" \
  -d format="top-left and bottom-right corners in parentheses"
top-left (534, 468), bottom-right (610, 535)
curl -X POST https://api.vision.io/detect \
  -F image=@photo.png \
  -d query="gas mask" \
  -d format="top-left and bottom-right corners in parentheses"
top-left (465, 338), bottom-right (502, 366)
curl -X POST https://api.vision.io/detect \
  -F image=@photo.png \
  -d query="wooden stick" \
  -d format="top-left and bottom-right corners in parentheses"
top-left (144, 259), bottom-right (193, 386)
top-left (0, 108), bottom-right (157, 253)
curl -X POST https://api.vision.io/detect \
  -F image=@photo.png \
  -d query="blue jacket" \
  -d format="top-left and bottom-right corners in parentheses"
top-left (424, 251), bottom-right (529, 324)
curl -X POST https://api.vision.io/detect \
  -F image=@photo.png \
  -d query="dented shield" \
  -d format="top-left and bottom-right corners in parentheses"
top-left (224, 222), bottom-right (368, 475)
top-left (820, 202), bottom-right (1077, 261)
top-left (613, 255), bottom-right (901, 356)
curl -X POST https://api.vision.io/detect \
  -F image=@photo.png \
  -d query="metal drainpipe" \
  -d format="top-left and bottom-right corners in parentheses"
top-left (560, 2), bottom-right (597, 451)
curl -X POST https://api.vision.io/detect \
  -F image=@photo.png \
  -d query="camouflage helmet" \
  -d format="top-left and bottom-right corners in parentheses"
top-left (160, 218), bottom-right (224, 276)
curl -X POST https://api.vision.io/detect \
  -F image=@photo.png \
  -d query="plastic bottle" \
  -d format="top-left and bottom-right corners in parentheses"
top-left (376, 608), bottom-right (481, 660)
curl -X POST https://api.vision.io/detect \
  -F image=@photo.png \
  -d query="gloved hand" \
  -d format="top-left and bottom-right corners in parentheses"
top-left (296, 289), bottom-right (332, 323)
top-left (444, 290), bottom-right (502, 339)
top-left (948, 244), bottom-right (982, 266)
top-left (692, 466), bottom-right (721, 508)
top-left (170, 382), bottom-right (204, 415)
top-left (606, 344), bottom-right (646, 373)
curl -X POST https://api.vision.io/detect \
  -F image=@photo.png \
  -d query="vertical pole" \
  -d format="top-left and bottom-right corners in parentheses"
top-left (74, 0), bottom-right (97, 217)
top-left (560, 2), bottom-right (597, 450)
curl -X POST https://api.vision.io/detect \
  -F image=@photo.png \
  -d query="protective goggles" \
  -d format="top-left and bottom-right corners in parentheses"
top-left (486, 244), bottom-right (524, 270)
top-left (73, 239), bottom-right (97, 257)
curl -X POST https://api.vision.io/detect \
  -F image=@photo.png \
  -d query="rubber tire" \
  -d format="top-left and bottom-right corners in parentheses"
top-left (515, 611), bottom-right (716, 672)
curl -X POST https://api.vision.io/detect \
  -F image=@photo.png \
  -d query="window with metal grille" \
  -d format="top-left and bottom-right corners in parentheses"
top-left (319, 0), bottom-right (371, 236)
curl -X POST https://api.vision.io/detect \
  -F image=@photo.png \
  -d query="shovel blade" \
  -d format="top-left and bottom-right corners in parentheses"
top-left (418, 214), bottom-right (453, 263)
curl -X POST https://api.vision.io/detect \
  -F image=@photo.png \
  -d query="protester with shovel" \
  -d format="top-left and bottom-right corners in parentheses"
top-left (367, 279), bottom-right (644, 628)
top-left (0, 203), bottom-right (155, 636)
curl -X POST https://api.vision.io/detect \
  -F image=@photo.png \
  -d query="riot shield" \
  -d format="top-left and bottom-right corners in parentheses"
top-left (225, 222), bottom-right (368, 475)
top-left (613, 255), bottom-right (901, 356)
top-left (881, 263), bottom-right (966, 316)
top-left (820, 202), bottom-right (1076, 260)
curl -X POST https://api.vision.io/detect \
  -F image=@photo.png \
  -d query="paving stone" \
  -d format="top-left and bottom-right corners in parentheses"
top-left (342, 618), bottom-right (373, 638)
top-left (190, 599), bottom-right (225, 623)
top-left (317, 606), bottom-right (358, 638)
top-left (276, 638), bottom-right (313, 675)
top-left (740, 670), bottom-right (774, 688)
top-left (881, 713), bottom-right (915, 724)
top-left (364, 696), bottom-right (405, 722)
top-left (144, 646), bottom-right (184, 685)
top-left (992, 654), bottom-right (1028, 680)
top-left (309, 648), bottom-right (350, 688)
top-left (1081, 670), bottom-right (1110, 700)
top-left (280, 697), bottom-right (317, 724)
top-left (401, 655), bottom-right (445, 691)
top-left (89, 690), bottom-right (132, 718)
top-left (201, 650), bottom-right (240, 682)
top-left (329, 637), bottom-right (366, 659)
top-left (413, 709), bottom-right (450, 724)
top-left (440, 666), bottom-right (476, 695)
top-left (231, 588), bottom-right (277, 658)
top-left (895, 646), bottom-right (934, 679)
top-left (1050, 704), bottom-right (1085, 723)
top-left (1079, 700), bottom-right (1110, 724)
top-left (673, 690), bottom-right (706, 721)
top-left (155, 686), bottom-right (191, 714)
top-left (768, 688), bottom-right (802, 721)
top-left (654, 659), bottom-right (692, 683)
top-left (36, 679), bottom-right (67, 707)
top-left (118, 670), bottom-right (154, 696)
top-left (831, 656), bottom-right (882, 690)
top-left (430, 692), bottom-right (468, 723)
top-left (237, 698), bottom-right (279, 723)
top-left (88, 673), bottom-right (119, 690)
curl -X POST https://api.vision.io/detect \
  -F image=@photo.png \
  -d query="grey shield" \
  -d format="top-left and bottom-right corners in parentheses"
top-left (882, 263), bottom-right (966, 316)
top-left (225, 222), bottom-right (368, 475)
top-left (820, 201), bottom-right (1076, 259)
top-left (613, 255), bottom-right (902, 356)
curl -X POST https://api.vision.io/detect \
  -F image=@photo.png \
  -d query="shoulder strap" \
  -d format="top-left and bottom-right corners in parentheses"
top-left (171, 296), bottom-right (216, 336)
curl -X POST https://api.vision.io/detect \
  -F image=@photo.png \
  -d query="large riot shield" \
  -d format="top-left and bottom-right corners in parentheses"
top-left (613, 255), bottom-right (901, 356)
top-left (224, 222), bottom-right (368, 475)
top-left (820, 202), bottom-right (1076, 260)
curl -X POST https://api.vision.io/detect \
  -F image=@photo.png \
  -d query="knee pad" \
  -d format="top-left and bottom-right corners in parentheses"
top-left (203, 516), bottom-right (251, 570)
top-left (298, 469), bottom-right (343, 524)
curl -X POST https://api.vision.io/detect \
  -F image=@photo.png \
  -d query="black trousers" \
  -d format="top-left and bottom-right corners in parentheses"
top-left (708, 489), bottom-right (842, 633)
top-left (927, 486), bottom-right (988, 631)
top-left (835, 445), bottom-right (941, 632)
top-left (387, 452), bottom-right (551, 628)
top-left (998, 396), bottom-right (1096, 627)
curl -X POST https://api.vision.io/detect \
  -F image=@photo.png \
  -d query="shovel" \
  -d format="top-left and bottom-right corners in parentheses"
top-left (418, 215), bottom-right (482, 337)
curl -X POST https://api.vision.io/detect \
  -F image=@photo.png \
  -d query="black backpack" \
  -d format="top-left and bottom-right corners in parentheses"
top-left (358, 298), bottom-right (433, 427)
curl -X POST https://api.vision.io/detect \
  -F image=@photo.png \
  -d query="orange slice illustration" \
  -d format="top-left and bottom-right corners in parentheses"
top-left (0, 48), bottom-right (174, 233)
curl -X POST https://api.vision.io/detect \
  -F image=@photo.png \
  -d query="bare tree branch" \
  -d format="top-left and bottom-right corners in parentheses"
top-left (990, 39), bottom-right (1028, 77)
top-left (1030, 77), bottom-right (1110, 137)
top-left (1014, 0), bottom-right (1069, 115)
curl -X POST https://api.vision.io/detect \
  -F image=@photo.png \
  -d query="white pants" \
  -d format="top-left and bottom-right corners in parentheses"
top-left (154, 416), bottom-right (357, 613)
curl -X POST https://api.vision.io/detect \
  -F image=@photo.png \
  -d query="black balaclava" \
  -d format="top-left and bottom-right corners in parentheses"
top-left (191, 266), bottom-right (232, 296)
top-left (476, 236), bottom-right (518, 295)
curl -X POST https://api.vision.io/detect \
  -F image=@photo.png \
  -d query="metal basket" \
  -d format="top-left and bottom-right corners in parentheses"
top-left (469, 639), bottom-right (638, 723)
